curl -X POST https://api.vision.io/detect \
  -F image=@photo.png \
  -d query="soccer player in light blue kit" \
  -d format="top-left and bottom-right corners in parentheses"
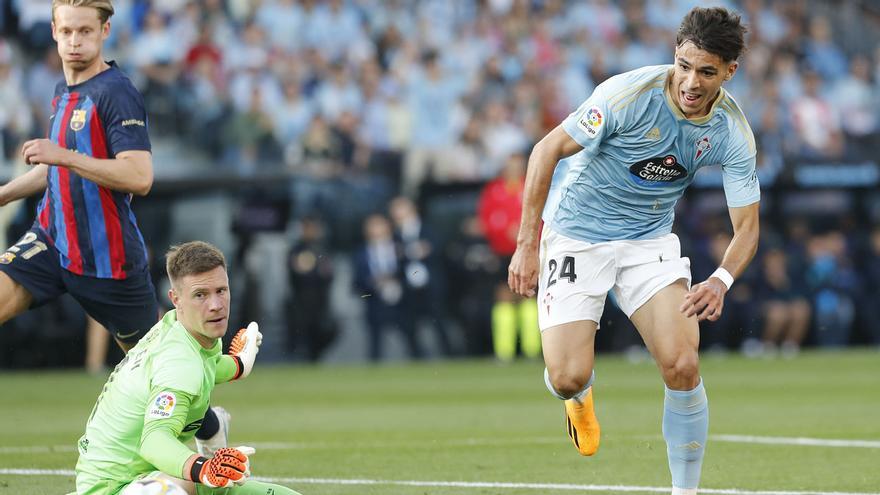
top-left (508, 7), bottom-right (759, 495)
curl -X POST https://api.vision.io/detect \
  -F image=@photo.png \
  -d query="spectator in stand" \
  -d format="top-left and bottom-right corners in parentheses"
top-left (481, 98), bottom-right (529, 178)
top-left (0, 41), bottom-right (33, 159)
top-left (694, 231), bottom-right (758, 353)
top-left (389, 196), bottom-right (453, 356)
top-left (402, 49), bottom-right (467, 197)
top-left (790, 70), bottom-right (844, 162)
top-left (806, 230), bottom-right (859, 347)
top-left (803, 17), bottom-right (848, 83)
top-left (222, 86), bottom-right (280, 174)
top-left (287, 215), bottom-right (337, 362)
top-left (478, 152), bottom-right (539, 362)
top-left (446, 215), bottom-right (503, 356)
top-left (129, 8), bottom-right (182, 135)
top-left (755, 248), bottom-right (811, 357)
top-left (315, 61), bottom-right (362, 124)
top-left (25, 46), bottom-right (62, 135)
top-left (273, 78), bottom-right (314, 152)
top-left (14, 0), bottom-right (53, 54)
top-left (831, 55), bottom-right (880, 161)
top-left (353, 213), bottom-right (423, 362)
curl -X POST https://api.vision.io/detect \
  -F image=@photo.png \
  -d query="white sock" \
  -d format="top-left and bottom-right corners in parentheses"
top-left (672, 487), bottom-right (697, 495)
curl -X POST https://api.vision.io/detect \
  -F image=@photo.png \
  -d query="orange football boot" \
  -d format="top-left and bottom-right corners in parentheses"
top-left (564, 388), bottom-right (600, 456)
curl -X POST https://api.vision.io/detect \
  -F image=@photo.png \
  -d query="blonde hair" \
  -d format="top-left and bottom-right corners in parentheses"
top-left (166, 241), bottom-right (227, 285)
top-left (52, 0), bottom-right (115, 24)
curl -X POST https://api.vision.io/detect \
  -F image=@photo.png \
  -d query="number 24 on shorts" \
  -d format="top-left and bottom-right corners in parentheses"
top-left (547, 256), bottom-right (577, 286)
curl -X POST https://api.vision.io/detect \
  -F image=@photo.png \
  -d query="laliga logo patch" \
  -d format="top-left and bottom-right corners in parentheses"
top-left (577, 106), bottom-right (603, 138)
top-left (0, 252), bottom-right (15, 264)
top-left (629, 155), bottom-right (687, 186)
top-left (70, 109), bottom-right (87, 132)
top-left (694, 137), bottom-right (711, 160)
top-left (148, 391), bottom-right (177, 418)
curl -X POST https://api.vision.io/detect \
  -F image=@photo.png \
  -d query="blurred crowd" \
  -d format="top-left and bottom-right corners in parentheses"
top-left (1, 0), bottom-right (880, 367)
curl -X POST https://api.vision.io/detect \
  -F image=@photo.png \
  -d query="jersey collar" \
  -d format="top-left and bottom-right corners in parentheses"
top-left (663, 68), bottom-right (727, 125)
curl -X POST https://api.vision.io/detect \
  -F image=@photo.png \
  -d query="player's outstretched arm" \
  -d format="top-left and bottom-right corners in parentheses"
top-left (0, 163), bottom-right (48, 206)
top-left (216, 322), bottom-right (263, 383)
top-left (509, 125), bottom-right (583, 298)
top-left (21, 138), bottom-right (152, 196)
top-left (681, 202), bottom-right (760, 321)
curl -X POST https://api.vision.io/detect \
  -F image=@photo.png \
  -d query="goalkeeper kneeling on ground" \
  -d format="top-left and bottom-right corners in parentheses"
top-left (74, 241), bottom-right (301, 495)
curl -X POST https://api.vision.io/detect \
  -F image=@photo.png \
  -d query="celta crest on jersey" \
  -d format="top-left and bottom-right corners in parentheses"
top-left (694, 137), bottom-right (711, 160)
top-left (629, 155), bottom-right (687, 186)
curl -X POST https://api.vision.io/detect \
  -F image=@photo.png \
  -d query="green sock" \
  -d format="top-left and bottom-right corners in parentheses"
top-left (518, 299), bottom-right (541, 358)
top-left (492, 301), bottom-right (517, 361)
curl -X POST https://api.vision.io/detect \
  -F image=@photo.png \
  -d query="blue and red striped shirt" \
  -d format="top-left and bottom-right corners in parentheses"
top-left (35, 62), bottom-right (150, 280)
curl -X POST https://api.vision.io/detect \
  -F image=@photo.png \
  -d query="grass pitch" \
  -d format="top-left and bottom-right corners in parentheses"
top-left (1, 350), bottom-right (879, 494)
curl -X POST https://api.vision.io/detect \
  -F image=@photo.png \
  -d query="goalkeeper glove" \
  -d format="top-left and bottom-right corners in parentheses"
top-left (189, 446), bottom-right (256, 487)
top-left (229, 322), bottom-right (262, 380)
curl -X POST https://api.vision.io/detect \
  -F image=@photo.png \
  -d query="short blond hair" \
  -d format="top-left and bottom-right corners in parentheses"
top-left (52, 0), bottom-right (115, 24)
top-left (166, 241), bottom-right (227, 285)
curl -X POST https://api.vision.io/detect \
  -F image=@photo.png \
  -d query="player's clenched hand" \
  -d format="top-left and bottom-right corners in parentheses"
top-left (679, 278), bottom-right (727, 321)
top-left (508, 244), bottom-right (539, 298)
top-left (229, 322), bottom-right (262, 380)
top-left (21, 139), bottom-right (71, 167)
top-left (190, 446), bottom-right (255, 487)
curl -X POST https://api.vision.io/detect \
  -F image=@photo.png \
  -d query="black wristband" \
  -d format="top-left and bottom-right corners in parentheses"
top-left (190, 456), bottom-right (209, 482)
top-left (232, 356), bottom-right (244, 380)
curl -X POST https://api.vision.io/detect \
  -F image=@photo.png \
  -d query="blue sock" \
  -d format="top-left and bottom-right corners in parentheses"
top-left (195, 406), bottom-right (219, 440)
top-left (662, 379), bottom-right (708, 491)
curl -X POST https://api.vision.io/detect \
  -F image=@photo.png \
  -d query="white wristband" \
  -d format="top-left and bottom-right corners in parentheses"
top-left (710, 267), bottom-right (734, 290)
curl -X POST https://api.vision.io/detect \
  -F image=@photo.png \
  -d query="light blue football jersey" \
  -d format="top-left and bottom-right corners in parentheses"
top-left (543, 64), bottom-right (760, 243)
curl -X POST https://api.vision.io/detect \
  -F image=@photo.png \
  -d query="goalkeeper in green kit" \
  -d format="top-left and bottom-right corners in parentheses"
top-left (74, 241), bottom-right (301, 495)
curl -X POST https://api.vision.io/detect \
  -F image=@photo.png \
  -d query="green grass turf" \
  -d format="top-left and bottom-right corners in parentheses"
top-left (1, 350), bottom-right (879, 494)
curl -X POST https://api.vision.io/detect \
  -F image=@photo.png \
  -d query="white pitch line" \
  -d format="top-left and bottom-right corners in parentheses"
top-left (712, 435), bottom-right (880, 449)
top-left (1, 434), bottom-right (878, 455)
top-left (1, 469), bottom-right (878, 495)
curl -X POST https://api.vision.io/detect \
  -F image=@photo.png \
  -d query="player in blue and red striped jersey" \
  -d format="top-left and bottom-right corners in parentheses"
top-left (1, 0), bottom-right (154, 343)
top-left (0, 0), bottom-right (229, 458)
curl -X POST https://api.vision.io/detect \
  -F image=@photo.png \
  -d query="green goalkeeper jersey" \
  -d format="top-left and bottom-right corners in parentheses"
top-left (75, 310), bottom-right (223, 495)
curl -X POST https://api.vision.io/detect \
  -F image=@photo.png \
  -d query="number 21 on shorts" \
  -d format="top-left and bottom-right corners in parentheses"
top-left (547, 256), bottom-right (577, 286)
top-left (7, 232), bottom-right (48, 260)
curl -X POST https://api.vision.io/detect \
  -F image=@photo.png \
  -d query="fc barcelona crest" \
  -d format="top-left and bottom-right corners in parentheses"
top-left (70, 109), bottom-right (87, 131)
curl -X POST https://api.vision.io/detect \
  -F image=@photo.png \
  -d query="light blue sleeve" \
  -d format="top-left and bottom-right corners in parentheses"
top-left (720, 121), bottom-right (760, 208)
top-left (561, 82), bottom-right (617, 154)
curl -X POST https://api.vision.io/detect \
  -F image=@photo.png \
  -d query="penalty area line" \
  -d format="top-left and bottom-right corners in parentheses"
top-left (2, 469), bottom-right (879, 495)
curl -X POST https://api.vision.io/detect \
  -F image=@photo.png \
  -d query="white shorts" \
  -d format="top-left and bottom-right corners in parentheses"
top-left (537, 227), bottom-right (691, 331)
